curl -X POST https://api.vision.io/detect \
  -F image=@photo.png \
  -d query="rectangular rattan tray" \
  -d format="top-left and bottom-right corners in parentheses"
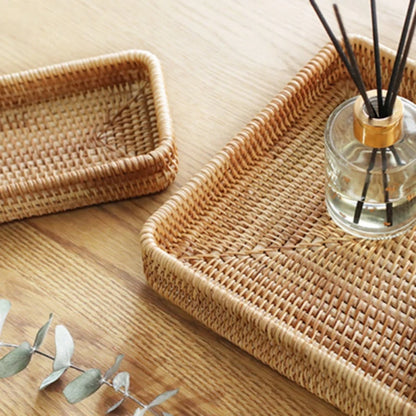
top-left (141, 36), bottom-right (416, 416)
top-left (0, 50), bottom-right (177, 222)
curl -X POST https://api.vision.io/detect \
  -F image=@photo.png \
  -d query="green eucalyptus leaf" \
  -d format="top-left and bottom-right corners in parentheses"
top-left (106, 398), bottom-right (125, 414)
top-left (134, 389), bottom-right (179, 416)
top-left (39, 325), bottom-right (73, 390)
top-left (104, 354), bottom-right (124, 381)
top-left (133, 406), bottom-right (149, 416)
top-left (0, 341), bottom-right (32, 378)
top-left (112, 371), bottom-right (130, 393)
top-left (63, 368), bottom-right (103, 404)
top-left (0, 299), bottom-right (11, 338)
top-left (148, 389), bottom-right (179, 408)
top-left (33, 314), bottom-right (53, 350)
top-left (53, 325), bottom-right (74, 371)
top-left (39, 367), bottom-right (67, 390)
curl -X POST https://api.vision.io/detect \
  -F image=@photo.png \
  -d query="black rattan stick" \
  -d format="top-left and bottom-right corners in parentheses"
top-left (383, 0), bottom-right (416, 116)
top-left (310, 0), bottom-right (377, 118)
top-left (353, 148), bottom-right (378, 224)
top-left (381, 148), bottom-right (393, 226)
top-left (371, 0), bottom-right (383, 116)
top-left (386, 8), bottom-right (416, 115)
top-left (333, 4), bottom-right (378, 118)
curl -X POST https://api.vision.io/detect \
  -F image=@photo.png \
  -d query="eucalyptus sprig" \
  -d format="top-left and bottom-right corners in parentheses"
top-left (0, 299), bottom-right (178, 416)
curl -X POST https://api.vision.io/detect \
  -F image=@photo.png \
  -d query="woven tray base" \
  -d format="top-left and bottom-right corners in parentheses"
top-left (0, 50), bottom-right (177, 223)
top-left (141, 36), bottom-right (416, 416)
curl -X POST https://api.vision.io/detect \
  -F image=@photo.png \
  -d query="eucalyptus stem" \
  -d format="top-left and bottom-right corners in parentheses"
top-left (102, 379), bottom-right (162, 416)
top-left (126, 393), bottom-right (160, 416)
top-left (0, 341), bottom-right (163, 416)
top-left (0, 342), bottom-right (19, 349)
top-left (1, 341), bottom-right (85, 373)
top-left (0, 300), bottom-right (177, 416)
top-left (125, 394), bottom-right (161, 416)
top-left (104, 379), bottom-right (146, 405)
top-left (32, 349), bottom-right (56, 361)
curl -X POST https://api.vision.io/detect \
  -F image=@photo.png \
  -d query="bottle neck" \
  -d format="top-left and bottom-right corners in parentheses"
top-left (353, 90), bottom-right (403, 148)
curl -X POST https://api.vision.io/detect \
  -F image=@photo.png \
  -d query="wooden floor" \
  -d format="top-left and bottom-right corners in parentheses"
top-left (0, 1), bottom-right (412, 415)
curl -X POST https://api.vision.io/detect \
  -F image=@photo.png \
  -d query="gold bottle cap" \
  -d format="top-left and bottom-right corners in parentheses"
top-left (353, 90), bottom-right (403, 148)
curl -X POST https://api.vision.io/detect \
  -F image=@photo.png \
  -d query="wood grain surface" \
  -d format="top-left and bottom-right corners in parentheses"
top-left (0, 1), bottom-right (413, 415)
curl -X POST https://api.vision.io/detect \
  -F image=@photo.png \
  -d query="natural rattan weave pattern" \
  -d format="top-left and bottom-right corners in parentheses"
top-left (141, 37), bottom-right (416, 416)
top-left (0, 50), bottom-right (177, 222)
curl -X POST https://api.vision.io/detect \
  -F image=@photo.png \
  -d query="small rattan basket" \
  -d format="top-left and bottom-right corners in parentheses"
top-left (0, 50), bottom-right (177, 222)
top-left (141, 36), bottom-right (416, 416)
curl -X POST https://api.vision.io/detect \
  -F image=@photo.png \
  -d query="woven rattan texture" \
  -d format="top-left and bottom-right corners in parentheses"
top-left (141, 37), bottom-right (416, 416)
top-left (0, 50), bottom-right (177, 222)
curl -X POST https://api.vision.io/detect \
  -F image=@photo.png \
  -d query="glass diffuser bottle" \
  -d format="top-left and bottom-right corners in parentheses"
top-left (310, 0), bottom-right (416, 239)
top-left (325, 90), bottom-right (416, 239)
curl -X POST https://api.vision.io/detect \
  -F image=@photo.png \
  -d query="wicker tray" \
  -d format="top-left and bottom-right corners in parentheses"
top-left (141, 36), bottom-right (416, 416)
top-left (0, 50), bottom-right (177, 222)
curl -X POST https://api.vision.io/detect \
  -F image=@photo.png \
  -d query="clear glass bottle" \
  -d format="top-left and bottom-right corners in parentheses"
top-left (325, 90), bottom-right (416, 239)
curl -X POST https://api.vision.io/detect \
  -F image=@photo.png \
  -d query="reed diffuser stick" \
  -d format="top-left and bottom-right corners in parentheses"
top-left (333, 4), bottom-right (377, 117)
top-left (309, 0), bottom-right (376, 118)
top-left (381, 148), bottom-right (393, 226)
top-left (383, 0), bottom-right (415, 116)
top-left (353, 148), bottom-right (377, 224)
top-left (389, 146), bottom-right (404, 166)
top-left (385, 9), bottom-right (416, 115)
top-left (370, 0), bottom-right (383, 114)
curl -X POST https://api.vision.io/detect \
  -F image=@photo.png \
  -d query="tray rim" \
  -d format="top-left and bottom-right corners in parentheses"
top-left (141, 35), bottom-right (416, 415)
top-left (0, 49), bottom-right (175, 196)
